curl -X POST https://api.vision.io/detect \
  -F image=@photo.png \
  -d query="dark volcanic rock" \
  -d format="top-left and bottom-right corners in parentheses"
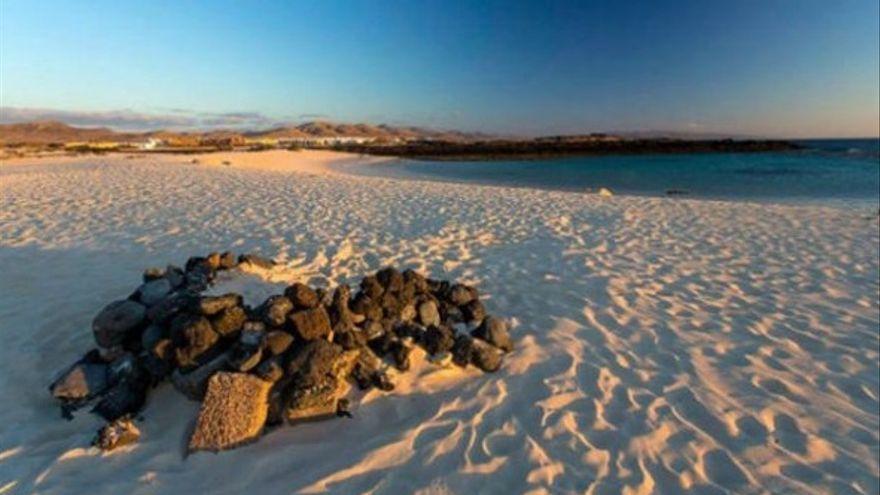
top-left (470, 339), bottom-right (502, 372)
top-left (448, 284), bottom-right (477, 306)
top-left (360, 276), bottom-right (384, 299)
top-left (140, 324), bottom-right (165, 352)
top-left (92, 372), bottom-right (149, 421)
top-left (210, 305), bottom-right (247, 337)
top-left (390, 340), bottom-right (412, 371)
top-left (402, 269), bottom-right (429, 294)
top-left (289, 306), bottom-right (332, 341)
top-left (93, 300), bottom-right (147, 348)
top-left (462, 299), bottom-right (486, 323)
top-left (376, 267), bottom-right (404, 293)
top-left (283, 341), bottom-right (357, 423)
top-left (165, 265), bottom-right (185, 288)
top-left (196, 294), bottom-right (242, 316)
top-left (218, 251), bottom-right (237, 269)
top-left (264, 330), bottom-right (294, 355)
top-left (254, 356), bottom-right (284, 383)
top-left (146, 291), bottom-right (196, 324)
top-left (333, 328), bottom-right (366, 350)
top-left (472, 316), bottom-right (513, 352)
top-left (171, 351), bottom-right (231, 400)
top-left (284, 283), bottom-right (319, 309)
top-left (205, 252), bottom-right (222, 271)
top-left (171, 314), bottom-right (219, 368)
top-left (451, 334), bottom-right (474, 367)
top-left (230, 345), bottom-right (262, 372)
top-left (424, 325), bottom-right (455, 355)
top-left (261, 295), bottom-right (293, 327)
top-left (238, 253), bottom-right (275, 270)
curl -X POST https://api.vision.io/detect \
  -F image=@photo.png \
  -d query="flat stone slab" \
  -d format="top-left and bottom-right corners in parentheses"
top-left (189, 372), bottom-right (271, 452)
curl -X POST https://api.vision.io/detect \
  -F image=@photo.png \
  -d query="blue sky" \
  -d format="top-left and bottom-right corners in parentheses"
top-left (1, 0), bottom-right (878, 137)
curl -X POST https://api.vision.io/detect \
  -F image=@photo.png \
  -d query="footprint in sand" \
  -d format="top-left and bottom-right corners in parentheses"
top-left (734, 415), bottom-right (768, 447)
top-left (701, 449), bottom-right (750, 489)
top-left (770, 413), bottom-right (808, 455)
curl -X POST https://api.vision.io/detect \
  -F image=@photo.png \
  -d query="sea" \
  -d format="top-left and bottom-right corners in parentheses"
top-left (351, 138), bottom-right (880, 204)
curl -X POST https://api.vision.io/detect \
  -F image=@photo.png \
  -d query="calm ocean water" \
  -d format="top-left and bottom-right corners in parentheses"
top-left (353, 138), bottom-right (880, 204)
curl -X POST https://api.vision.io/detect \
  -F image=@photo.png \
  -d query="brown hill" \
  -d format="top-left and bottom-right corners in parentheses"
top-left (0, 119), bottom-right (490, 146)
top-left (0, 120), bottom-right (143, 145)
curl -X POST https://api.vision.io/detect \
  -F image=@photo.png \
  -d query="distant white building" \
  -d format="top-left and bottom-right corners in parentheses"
top-left (277, 136), bottom-right (375, 147)
top-left (139, 138), bottom-right (164, 150)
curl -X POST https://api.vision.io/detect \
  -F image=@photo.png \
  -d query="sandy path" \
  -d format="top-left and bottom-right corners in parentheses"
top-left (0, 151), bottom-right (877, 494)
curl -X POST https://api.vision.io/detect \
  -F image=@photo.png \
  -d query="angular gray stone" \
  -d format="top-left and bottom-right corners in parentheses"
top-left (93, 300), bottom-right (147, 348)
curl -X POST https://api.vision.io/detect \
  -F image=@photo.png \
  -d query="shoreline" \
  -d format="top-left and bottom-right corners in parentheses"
top-left (5, 149), bottom-right (878, 210)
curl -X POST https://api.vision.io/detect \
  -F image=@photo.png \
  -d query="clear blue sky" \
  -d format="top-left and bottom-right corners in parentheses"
top-left (1, 0), bottom-right (878, 137)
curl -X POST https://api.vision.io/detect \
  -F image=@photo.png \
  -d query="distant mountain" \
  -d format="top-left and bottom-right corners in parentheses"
top-left (248, 121), bottom-right (489, 142)
top-left (0, 120), bottom-right (139, 145)
top-left (0, 119), bottom-right (490, 145)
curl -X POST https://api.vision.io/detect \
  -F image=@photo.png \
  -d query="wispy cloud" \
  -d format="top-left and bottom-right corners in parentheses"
top-left (297, 113), bottom-right (331, 121)
top-left (0, 107), bottom-right (286, 131)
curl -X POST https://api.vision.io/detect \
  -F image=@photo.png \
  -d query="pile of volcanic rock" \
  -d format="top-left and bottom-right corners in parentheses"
top-left (49, 252), bottom-right (513, 453)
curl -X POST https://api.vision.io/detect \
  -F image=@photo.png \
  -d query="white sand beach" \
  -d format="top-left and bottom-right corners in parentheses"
top-left (0, 150), bottom-right (877, 494)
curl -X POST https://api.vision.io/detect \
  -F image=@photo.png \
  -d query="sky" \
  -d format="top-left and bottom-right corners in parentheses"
top-left (1, 0), bottom-right (878, 137)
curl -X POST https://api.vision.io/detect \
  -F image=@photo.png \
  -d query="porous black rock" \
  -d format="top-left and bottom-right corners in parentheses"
top-left (360, 276), bottom-right (384, 299)
top-left (289, 306), bottom-right (332, 341)
top-left (284, 283), bottom-right (319, 309)
top-left (211, 305), bottom-right (247, 337)
top-left (264, 330), bottom-right (294, 355)
top-left (462, 299), bottom-right (486, 323)
top-left (423, 324), bottom-right (455, 355)
top-left (170, 314), bottom-right (219, 368)
top-left (137, 278), bottom-right (173, 306)
top-left (196, 294), bottom-right (242, 316)
top-left (470, 339), bottom-right (502, 372)
top-left (93, 300), bottom-right (147, 348)
top-left (472, 316), bottom-right (513, 352)
top-left (260, 295), bottom-right (293, 327)
top-left (238, 253), bottom-right (275, 269)
top-left (448, 284), bottom-right (477, 306)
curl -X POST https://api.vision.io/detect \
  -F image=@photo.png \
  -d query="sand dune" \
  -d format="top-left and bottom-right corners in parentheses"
top-left (0, 151), bottom-right (877, 494)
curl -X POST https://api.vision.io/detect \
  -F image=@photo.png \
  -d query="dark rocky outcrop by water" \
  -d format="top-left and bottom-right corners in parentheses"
top-left (49, 252), bottom-right (514, 453)
top-left (334, 138), bottom-right (801, 161)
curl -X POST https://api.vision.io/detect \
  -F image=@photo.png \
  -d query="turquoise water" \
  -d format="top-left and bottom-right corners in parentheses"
top-left (354, 139), bottom-right (880, 203)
